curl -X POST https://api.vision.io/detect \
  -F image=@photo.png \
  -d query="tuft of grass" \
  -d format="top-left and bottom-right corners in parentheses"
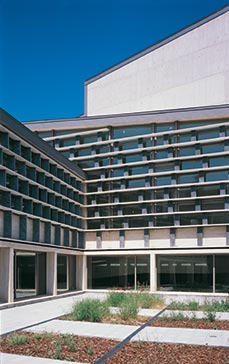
top-left (87, 346), bottom-right (94, 355)
top-left (61, 334), bottom-right (75, 352)
top-left (203, 300), bottom-right (229, 312)
top-left (204, 309), bottom-right (216, 322)
top-left (161, 312), bottom-right (186, 322)
top-left (72, 299), bottom-right (109, 322)
top-left (33, 333), bottom-right (42, 340)
top-left (106, 291), bottom-right (126, 307)
top-left (106, 291), bottom-right (164, 309)
top-left (169, 301), bottom-right (199, 311)
top-left (8, 334), bottom-right (28, 346)
top-left (136, 293), bottom-right (164, 308)
top-left (55, 341), bottom-right (62, 360)
top-left (119, 300), bottom-right (139, 321)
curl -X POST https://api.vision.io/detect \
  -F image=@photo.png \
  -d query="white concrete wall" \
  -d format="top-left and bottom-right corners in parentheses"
top-left (86, 12), bottom-right (229, 116)
top-left (176, 228), bottom-right (197, 247)
top-left (149, 229), bottom-right (170, 248)
top-left (11, 214), bottom-right (20, 239)
top-left (203, 226), bottom-right (226, 246)
top-left (125, 230), bottom-right (144, 249)
top-left (26, 218), bottom-right (33, 241)
top-left (84, 226), bottom-right (228, 250)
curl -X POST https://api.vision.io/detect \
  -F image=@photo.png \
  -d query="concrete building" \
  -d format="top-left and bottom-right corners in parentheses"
top-left (0, 6), bottom-right (229, 303)
top-left (0, 109), bottom-right (87, 303)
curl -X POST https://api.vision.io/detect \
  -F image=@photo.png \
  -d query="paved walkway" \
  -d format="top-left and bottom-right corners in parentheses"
top-left (0, 353), bottom-right (83, 364)
top-left (0, 292), bottom-right (107, 336)
top-left (26, 319), bottom-right (229, 347)
top-left (1, 294), bottom-right (229, 364)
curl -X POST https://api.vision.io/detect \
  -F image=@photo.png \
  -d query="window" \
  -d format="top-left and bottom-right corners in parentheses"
top-left (157, 255), bottom-right (213, 292)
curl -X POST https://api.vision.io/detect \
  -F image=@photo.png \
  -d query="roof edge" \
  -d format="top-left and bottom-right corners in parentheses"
top-left (0, 108), bottom-right (86, 180)
top-left (84, 5), bottom-right (229, 86)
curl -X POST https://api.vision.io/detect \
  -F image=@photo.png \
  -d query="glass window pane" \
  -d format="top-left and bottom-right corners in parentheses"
top-left (15, 252), bottom-right (36, 299)
top-left (113, 126), bottom-right (152, 139)
top-left (157, 255), bottom-right (213, 292)
top-left (206, 171), bottom-right (228, 182)
top-left (57, 255), bottom-right (68, 291)
top-left (215, 256), bottom-right (229, 293)
top-left (202, 143), bottom-right (224, 154)
top-left (136, 256), bottom-right (150, 290)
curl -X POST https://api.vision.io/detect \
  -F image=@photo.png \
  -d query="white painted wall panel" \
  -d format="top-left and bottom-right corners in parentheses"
top-left (175, 228), bottom-right (197, 247)
top-left (149, 229), bottom-right (170, 248)
top-left (125, 230), bottom-right (144, 249)
top-left (11, 214), bottom-right (19, 239)
top-left (86, 13), bottom-right (229, 116)
top-left (203, 226), bottom-right (226, 246)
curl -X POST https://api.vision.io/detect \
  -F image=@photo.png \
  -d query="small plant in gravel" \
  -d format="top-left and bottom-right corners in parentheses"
top-left (106, 291), bottom-right (126, 306)
top-left (204, 309), bottom-right (216, 322)
top-left (120, 301), bottom-right (139, 320)
top-left (72, 299), bottom-right (109, 322)
top-left (61, 334), bottom-right (75, 352)
top-left (87, 346), bottom-right (94, 355)
top-left (33, 334), bottom-right (42, 340)
top-left (161, 312), bottom-right (186, 322)
top-left (7, 334), bottom-right (28, 346)
top-left (55, 341), bottom-right (62, 360)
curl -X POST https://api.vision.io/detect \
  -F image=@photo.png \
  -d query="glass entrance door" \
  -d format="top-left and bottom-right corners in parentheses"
top-left (14, 251), bottom-right (36, 299)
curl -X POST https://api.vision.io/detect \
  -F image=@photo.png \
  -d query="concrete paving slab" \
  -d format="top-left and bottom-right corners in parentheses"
top-left (0, 353), bottom-right (83, 364)
top-left (133, 326), bottom-right (229, 347)
top-left (0, 292), bottom-right (107, 336)
top-left (26, 320), bottom-right (135, 341)
top-left (26, 319), bottom-right (229, 347)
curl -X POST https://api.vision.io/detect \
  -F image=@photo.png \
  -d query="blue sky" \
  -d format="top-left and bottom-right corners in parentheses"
top-left (0, 0), bottom-right (228, 121)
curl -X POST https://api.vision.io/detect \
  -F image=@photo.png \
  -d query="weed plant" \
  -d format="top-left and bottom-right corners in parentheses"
top-left (87, 346), bottom-right (94, 355)
top-left (119, 301), bottom-right (139, 320)
top-left (203, 300), bottom-right (229, 312)
top-left (161, 312), bottom-right (186, 322)
top-left (72, 299), bottom-right (109, 322)
top-left (61, 334), bottom-right (75, 352)
top-left (7, 334), bottom-right (28, 346)
top-left (106, 291), bottom-right (126, 307)
top-left (203, 309), bottom-right (216, 322)
top-left (55, 341), bottom-right (62, 360)
top-left (106, 291), bottom-right (164, 309)
top-left (136, 293), bottom-right (164, 308)
top-left (169, 301), bottom-right (199, 311)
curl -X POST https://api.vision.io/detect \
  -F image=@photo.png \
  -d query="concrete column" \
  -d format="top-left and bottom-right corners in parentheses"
top-left (76, 255), bottom-right (87, 290)
top-left (150, 253), bottom-right (157, 293)
top-left (46, 252), bottom-right (57, 296)
top-left (0, 247), bottom-right (14, 303)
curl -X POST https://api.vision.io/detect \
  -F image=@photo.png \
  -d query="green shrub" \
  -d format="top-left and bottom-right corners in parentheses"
top-left (72, 299), bottom-right (109, 322)
top-left (161, 312), bottom-right (186, 321)
top-left (203, 300), bottom-right (229, 312)
top-left (136, 293), bottom-right (164, 308)
top-left (61, 334), bottom-right (75, 352)
top-left (169, 301), bottom-right (199, 311)
top-left (8, 334), bottom-right (28, 346)
top-left (187, 301), bottom-right (199, 311)
top-left (119, 301), bottom-right (139, 320)
top-left (55, 341), bottom-right (62, 360)
top-left (87, 346), bottom-right (94, 355)
top-left (204, 309), bottom-right (216, 322)
top-left (106, 291), bottom-right (126, 307)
